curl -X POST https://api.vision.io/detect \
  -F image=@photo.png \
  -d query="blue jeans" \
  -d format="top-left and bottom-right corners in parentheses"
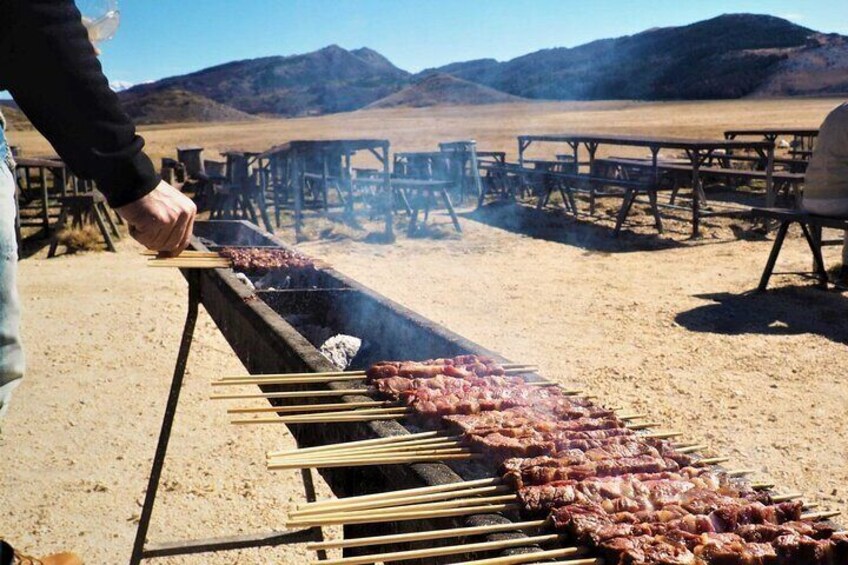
top-left (0, 120), bottom-right (24, 418)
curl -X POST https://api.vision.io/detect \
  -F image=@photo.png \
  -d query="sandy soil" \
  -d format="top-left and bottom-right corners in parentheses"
top-left (2, 99), bottom-right (848, 563)
top-left (0, 239), bottom-right (335, 563)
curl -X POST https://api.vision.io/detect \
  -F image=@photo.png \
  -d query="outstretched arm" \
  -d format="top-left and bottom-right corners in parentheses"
top-left (0, 0), bottom-right (195, 252)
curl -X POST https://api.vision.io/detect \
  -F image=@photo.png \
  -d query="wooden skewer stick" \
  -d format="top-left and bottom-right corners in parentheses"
top-left (276, 447), bottom-right (476, 467)
top-left (299, 460), bottom-right (751, 514)
top-left (543, 561), bottom-right (602, 565)
top-left (641, 431), bottom-right (682, 439)
top-left (267, 431), bottom-right (445, 458)
top-left (727, 469), bottom-right (755, 477)
top-left (147, 260), bottom-right (231, 269)
top-left (751, 482), bottom-right (775, 490)
top-left (296, 477), bottom-right (500, 511)
top-left (211, 388), bottom-right (371, 400)
top-left (224, 370), bottom-right (367, 379)
top-left (769, 492), bottom-right (803, 503)
top-left (625, 421), bottom-right (658, 430)
top-left (232, 410), bottom-right (409, 426)
top-left (142, 250), bottom-right (222, 257)
top-left (294, 494), bottom-right (518, 521)
top-left (288, 500), bottom-right (517, 526)
top-left (308, 533), bottom-right (565, 565)
top-left (270, 434), bottom-right (462, 456)
top-left (227, 400), bottom-right (392, 414)
top-left (696, 457), bottom-right (731, 466)
top-left (241, 409), bottom-right (648, 426)
top-left (275, 439), bottom-right (706, 464)
top-left (268, 452), bottom-right (480, 470)
top-left (801, 510), bottom-right (841, 521)
top-left (270, 441), bottom-right (467, 462)
top-left (212, 375), bottom-right (367, 386)
top-left (292, 485), bottom-right (513, 518)
top-left (676, 444), bottom-right (707, 454)
top-left (285, 502), bottom-right (519, 528)
top-left (217, 365), bottom-right (540, 383)
top-left (218, 364), bottom-right (539, 380)
top-left (450, 547), bottom-right (588, 565)
top-left (305, 519), bottom-right (547, 550)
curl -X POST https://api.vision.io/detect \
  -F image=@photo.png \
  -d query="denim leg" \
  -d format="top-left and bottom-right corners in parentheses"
top-left (0, 160), bottom-right (24, 417)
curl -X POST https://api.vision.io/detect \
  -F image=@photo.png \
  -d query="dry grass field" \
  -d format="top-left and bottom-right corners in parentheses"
top-left (10, 98), bottom-right (843, 164)
top-left (3, 98), bottom-right (848, 563)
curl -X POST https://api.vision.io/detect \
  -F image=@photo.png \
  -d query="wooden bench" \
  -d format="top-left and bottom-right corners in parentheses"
top-left (530, 167), bottom-right (662, 236)
top-left (596, 157), bottom-right (805, 209)
top-left (390, 179), bottom-right (460, 235)
top-left (750, 207), bottom-right (848, 290)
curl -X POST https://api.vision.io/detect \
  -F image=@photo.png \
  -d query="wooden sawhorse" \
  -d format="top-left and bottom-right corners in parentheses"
top-left (48, 193), bottom-right (119, 257)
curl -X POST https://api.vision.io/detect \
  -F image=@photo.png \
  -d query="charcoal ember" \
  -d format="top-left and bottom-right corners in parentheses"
top-left (220, 247), bottom-right (316, 273)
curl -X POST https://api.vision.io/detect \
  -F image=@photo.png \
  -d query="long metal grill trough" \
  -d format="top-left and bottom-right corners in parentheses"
top-left (191, 220), bottom-right (545, 561)
top-left (185, 220), bottom-right (841, 564)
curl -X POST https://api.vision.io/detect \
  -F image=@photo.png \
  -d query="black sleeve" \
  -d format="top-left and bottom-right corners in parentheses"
top-left (0, 0), bottom-right (159, 207)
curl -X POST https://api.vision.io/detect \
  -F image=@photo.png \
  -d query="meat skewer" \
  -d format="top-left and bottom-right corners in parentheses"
top-left (285, 468), bottom-right (781, 525)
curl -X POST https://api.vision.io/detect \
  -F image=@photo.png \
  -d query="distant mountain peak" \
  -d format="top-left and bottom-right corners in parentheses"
top-left (118, 13), bottom-right (848, 123)
top-left (367, 73), bottom-right (524, 109)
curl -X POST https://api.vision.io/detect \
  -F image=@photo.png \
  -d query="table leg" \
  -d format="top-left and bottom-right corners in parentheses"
top-left (757, 221), bottom-right (791, 291)
top-left (441, 188), bottom-right (462, 233)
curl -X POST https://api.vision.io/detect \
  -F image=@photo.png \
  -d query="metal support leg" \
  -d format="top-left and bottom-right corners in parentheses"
top-left (130, 274), bottom-right (201, 565)
top-left (129, 274), bottom-right (322, 564)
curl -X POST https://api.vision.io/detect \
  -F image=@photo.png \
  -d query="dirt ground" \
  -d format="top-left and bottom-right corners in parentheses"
top-left (2, 99), bottom-right (848, 563)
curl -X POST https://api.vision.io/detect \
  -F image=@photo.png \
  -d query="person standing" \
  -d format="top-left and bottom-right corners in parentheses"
top-left (1, 1), bottom-right (197, 562)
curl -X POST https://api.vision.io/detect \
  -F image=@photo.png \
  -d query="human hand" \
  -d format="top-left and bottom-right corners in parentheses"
top-left (116, 180), bottom-right (197, 255)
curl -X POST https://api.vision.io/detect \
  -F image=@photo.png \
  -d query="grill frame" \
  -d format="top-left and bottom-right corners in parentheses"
top-left (191, 220), bottom-right (543, 560)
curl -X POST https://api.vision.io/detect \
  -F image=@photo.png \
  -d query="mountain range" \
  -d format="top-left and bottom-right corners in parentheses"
top-left (6, 13), bottom-right (848, 128)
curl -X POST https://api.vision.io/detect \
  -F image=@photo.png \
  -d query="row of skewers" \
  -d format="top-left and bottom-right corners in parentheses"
top-left (212, 355), bottom-right (843, 564)
top-left (143, 247), bottom-right (317, 271)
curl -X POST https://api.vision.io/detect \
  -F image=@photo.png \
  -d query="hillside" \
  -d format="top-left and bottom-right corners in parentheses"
top-left (0, 102), bottom-right (33, 131)
top-left (120, 88), bottom-right (255, 125)
top-left (423, 14), bottom-right (845, 100)
top-left (367, 73), bottom-right (525, 109)
top-left (122, 45), bottom-right (409, 117)
top-left (117, 13), bottom-right (848, 124)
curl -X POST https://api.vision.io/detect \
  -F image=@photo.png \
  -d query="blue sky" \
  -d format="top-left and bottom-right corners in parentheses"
top-left (67, 0), bottom-right (848, 86)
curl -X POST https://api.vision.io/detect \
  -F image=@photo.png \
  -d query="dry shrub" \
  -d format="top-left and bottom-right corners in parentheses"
top-left (57, 226), bottom-right (103, 253)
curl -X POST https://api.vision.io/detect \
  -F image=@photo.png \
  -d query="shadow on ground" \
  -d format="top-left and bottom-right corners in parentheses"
top-left (675, 289), bottom-right (848, 345)
top-left (18, 229), bottom-right (50, 259)
top-left (462, 202), bottom-right (691, 253)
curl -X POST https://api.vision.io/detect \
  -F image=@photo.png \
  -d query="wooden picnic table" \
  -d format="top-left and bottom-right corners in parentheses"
top-left (517, 133), bottom-right (776, 237)
top-left (724, 128), bottom-right (818, 156)
top-left (724, 128), bottom-right (818, 143)
top-left (256, 139), bottom-right (392, 240)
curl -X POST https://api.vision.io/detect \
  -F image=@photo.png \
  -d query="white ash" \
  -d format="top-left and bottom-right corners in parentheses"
top-left (253, 271), bottom-right (292, 291)
top-left (320, 335), bottom-right (362, 370)
top-left (233, 272), bottom-right (256, 291)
